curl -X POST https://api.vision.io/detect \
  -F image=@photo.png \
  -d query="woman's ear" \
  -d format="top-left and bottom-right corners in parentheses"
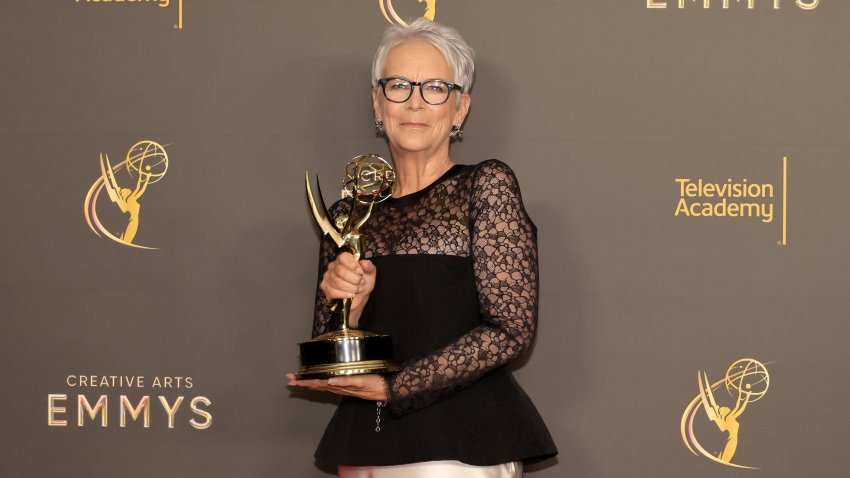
top-left (372, 86), bottom-right (381, 120)
top-left (455, 92), bottom-right (471, 125)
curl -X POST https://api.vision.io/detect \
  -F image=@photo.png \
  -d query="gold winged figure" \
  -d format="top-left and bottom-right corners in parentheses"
top-left (100, 152), bottom-right (152, 244)
top-left (698, 371), bottom-right (751, 463)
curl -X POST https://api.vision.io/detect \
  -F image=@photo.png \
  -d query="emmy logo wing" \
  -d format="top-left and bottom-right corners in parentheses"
top-left (305, 172), bottom-right (345, 248)
top-left (698, 371), bottom-right (723, 428)
top-left (99, 153), bottom-right (129, 213)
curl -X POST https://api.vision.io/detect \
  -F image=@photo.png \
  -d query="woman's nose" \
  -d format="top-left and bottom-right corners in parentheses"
top-left (405, 85), bottom-right (426, 110)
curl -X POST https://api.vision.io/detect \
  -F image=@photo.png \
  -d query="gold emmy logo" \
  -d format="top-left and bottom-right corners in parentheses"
top-left (379, 0), bottom-right (436, 25)
top-left (647, 0), bottom-right (819, 10)
top-left (681, 358), bottom-right (771, 469)
top-left (84, 140), bottom-right (169, 249)
top-left (73, 0), bottom-right (184, 30)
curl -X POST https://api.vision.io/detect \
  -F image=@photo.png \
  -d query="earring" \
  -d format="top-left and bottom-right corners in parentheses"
top-left (450, 123), bottom-right (463, 139)
top-left (374, 118), bottom-right (385, 135)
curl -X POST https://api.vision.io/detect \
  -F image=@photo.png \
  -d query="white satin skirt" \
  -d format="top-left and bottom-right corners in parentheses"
top-left (338, 460), bottom-right (522, 478)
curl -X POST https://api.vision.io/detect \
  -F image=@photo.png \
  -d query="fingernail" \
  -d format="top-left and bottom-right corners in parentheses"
top-left (357, 268), bottom-right (364, 275)
top-left (328, 378), bottom-right (338, 385)
top-left (348, 292), bottom-right (355, 298)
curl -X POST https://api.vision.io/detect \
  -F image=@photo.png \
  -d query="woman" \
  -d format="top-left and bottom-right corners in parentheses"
top-left (288, 18), bottom-right (557, 477)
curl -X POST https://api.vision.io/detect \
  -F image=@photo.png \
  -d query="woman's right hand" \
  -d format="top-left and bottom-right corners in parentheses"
top-left (320, 252), bottom-right (376, 328)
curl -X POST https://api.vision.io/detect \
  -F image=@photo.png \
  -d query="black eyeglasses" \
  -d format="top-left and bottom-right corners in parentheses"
top-left (377, 77), bottom-right (464, 105)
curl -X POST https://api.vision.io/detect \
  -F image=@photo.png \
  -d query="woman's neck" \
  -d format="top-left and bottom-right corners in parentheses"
top-left (391, 156), bottom-right (454, 197)
top-left (390, 144), bottom-right (454, 197)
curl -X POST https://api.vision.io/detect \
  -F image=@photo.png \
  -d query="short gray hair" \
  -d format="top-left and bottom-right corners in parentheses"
top-left (371, 18), bottom-right (475, 93)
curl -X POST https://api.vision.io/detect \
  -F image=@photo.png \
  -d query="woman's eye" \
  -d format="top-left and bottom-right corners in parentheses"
top-left (390, 82), bottom-right (409, 90)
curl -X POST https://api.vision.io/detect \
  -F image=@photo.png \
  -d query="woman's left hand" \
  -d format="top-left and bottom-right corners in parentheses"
top-left (286, 373), bottom-right (388, 401)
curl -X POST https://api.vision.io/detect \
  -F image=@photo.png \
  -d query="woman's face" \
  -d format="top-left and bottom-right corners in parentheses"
top-left (373, 40), bottom-right (470, 158)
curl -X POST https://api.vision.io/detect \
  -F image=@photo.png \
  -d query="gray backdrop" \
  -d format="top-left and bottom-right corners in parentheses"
top-left (1, 1), bottom-right (848, 477)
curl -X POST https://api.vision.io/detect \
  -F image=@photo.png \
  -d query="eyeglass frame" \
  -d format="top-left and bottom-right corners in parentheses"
top-left (376, 77), bottom-right (465, 106)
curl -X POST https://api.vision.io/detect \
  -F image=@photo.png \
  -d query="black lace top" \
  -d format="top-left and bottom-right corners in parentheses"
top-left (312, 160), bottom-right (557, 466)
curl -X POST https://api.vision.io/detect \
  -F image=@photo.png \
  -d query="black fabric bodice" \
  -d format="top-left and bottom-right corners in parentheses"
top-left (311, 160), bottom-right (557, 466)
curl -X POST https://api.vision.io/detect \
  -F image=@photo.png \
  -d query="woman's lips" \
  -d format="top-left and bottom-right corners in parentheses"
top-left (401, 122), bottom-right (428, 128)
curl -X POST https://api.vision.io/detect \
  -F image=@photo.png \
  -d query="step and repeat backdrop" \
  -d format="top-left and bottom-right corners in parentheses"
top-left (1, 1), bottom-right (848, 477)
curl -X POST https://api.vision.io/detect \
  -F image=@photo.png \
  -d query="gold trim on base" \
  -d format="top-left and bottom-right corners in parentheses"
top-left (296, 359), bottom-right (400, 379)
top-left (311, 328), bottom-right (383, 341)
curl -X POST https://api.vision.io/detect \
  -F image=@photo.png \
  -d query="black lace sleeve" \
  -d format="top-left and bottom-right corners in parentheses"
top-left (311, 201), bottom-right (346, 338)
top-left (385, 160), bottom-right (539, 415)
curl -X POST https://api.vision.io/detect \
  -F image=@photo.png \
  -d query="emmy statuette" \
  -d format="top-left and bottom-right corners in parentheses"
top-left (296, 154), bottom-right (400, 379)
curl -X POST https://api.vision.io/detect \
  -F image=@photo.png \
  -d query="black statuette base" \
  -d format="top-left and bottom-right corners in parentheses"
top-left (297, 329), bottom-right (400, 379)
